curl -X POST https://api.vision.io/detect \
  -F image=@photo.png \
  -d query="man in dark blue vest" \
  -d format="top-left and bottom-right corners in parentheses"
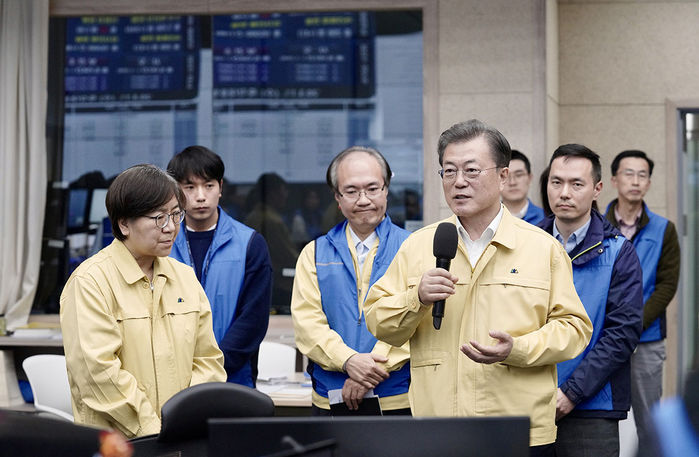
top-left (291, 146), bottom-right (411, 415)
top-left (501, 149), bottom-right (545, 225)
top-left (538, 144), bottom-right (643, 457)
top-left (605, 149), bottom-right (680, 454)
top-left (168, 146), bottom-right (272, 387)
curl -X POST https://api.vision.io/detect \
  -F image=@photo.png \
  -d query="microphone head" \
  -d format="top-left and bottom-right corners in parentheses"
top-left (433, 222), bottom-right (458, 259)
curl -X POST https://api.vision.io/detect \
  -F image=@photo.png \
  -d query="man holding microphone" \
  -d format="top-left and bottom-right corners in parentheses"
top-left (365, 120), bottom-right (592, 455)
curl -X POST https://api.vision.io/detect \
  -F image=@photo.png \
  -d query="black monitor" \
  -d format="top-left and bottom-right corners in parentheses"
top-left (66, 188), bottom-right (89, 232)
top-left (66, 187), bottom-right (109, 234)
top-left (0, 409), bottom-right (101, 457)
top-left (208, 416), bottom-right (530, 457)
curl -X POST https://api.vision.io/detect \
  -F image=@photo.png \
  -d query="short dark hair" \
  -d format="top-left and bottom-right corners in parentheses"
top-left (539, 165), bottom-right (552, 216)
top-left (106, 164), bottom-right (184, 241)
top-left (610, 149), bottom-right (654, 177)
top-left (510, 150), bottom-right (531, 174)
top-left (326, 146), bottom-right (392, 193)
top-left (548, 144), bottom-right (602, 184)
top-left (437, 119), bottom-right (511, 168)
top-left (167, 145), bottom-right (225, 183)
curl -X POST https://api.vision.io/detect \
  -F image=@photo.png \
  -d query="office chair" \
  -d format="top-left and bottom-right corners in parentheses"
top-left (22, 354), bottom-right (74, 422)
top-left (158, 381), bottom-right (275, 442)
top-left (130, 382), bottom-right (275, 457)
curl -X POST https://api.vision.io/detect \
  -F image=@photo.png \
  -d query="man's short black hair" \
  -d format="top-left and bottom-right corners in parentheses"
top-left (167, 145), bottom-right (225, 183)
top-left (106, 164), bottom-right (184, 241)
top-left (610, 149), bottom-right (654, 177)
top-left (549, 143), bottom-right (602, 184)
top-left (510, 150), bottom-right (531, 174)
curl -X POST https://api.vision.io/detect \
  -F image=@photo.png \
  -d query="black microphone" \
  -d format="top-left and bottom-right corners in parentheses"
top-left (432, 222), bottom-right (458, 330)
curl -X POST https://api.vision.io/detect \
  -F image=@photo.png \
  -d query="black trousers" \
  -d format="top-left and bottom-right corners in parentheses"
top-left (555, 416), bottom-right (620, 457)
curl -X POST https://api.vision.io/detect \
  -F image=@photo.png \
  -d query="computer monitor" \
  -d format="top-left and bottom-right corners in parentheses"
top-left (208, 416), bottom-right (530, 457)
top-left (66, 188), bottom-right (89, 232)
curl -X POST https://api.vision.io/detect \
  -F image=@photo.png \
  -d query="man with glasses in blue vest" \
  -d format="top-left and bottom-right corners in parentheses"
top-left (291, 146), bottom-right (411, 415)
top-left (605, 149), bottom-right (680, 455)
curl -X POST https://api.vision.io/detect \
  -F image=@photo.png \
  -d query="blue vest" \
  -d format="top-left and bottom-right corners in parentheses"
top-left (523, 200), bottom-right (545, 225)
top-left (310, 216), bottom-right (410, 399)
top-left (170, 207), bottom-right (255, 385)
top-left (557, 233), bottom-right (626, 411)
top-left (633, 206), bottom-right (668, 342)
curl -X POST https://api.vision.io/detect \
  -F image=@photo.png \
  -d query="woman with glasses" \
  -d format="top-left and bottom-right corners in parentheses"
top-left (60, 164), bottom-right (226, 438)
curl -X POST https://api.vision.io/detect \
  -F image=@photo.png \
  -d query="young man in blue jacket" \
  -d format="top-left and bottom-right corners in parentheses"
top-left (538, 144), bottom-right (644, 457)
top-left (168, 146), bottom-right (272, 387)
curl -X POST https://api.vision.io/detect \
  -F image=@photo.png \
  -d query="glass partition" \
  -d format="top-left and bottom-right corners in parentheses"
top-left (39, 10), bottom-right (424, 314)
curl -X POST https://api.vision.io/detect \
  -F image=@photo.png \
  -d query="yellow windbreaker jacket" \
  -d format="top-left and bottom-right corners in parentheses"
top-left (60, 239), bottom-right (226, 437)
top-left (365, 211), bottom-right (592, 446)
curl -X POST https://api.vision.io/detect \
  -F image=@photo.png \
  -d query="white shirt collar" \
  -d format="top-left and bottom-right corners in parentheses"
top-left (186, 222), bottom-right (217, 232)
top-left (454, 205), bottom-right (504, 264)
top-left (348, 225), bottom-right (377, 249)
top-left (348, 225), bottom-right (377, 271)
top-left (513, 199), bottom-right (530, 219)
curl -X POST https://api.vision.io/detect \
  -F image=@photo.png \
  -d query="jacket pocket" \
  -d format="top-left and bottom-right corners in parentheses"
top-left (411, 350), bottom-right (448, 369)
top-left (410, 351), bottom-right (454, 415)
top-left (411, 356), bottom-right (445, 368)
top-left (478, 276), bottom-right (551, 336)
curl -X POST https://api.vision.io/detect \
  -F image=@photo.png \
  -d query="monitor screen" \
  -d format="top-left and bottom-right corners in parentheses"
top-left (89, 188), bottom-right (109, 225)
top-left (67, 188), bottom-right (89, 230)
top-left (208, 416), bottom-right (530, 457)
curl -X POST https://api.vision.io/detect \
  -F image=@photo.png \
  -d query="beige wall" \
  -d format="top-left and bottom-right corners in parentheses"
top-left (435, 0), bottom-right (548, 219)
top-left (557, 0), bottom-right (699, 214)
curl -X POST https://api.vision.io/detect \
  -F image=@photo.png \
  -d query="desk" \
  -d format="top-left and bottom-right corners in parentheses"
top-left (257, 372), bottom-right (312, 416)
top-left (0, 314), bottom-right (304, 408)
top-left (0, 334), bottom-right (63, 350)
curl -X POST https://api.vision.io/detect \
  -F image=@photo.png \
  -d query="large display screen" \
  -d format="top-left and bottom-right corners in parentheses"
top-left (65, 15), bottom-right (199, 101)
top-left (212, 12), bottom-right (374, 99)
top-left (52, 10), bottom-right (423, 313)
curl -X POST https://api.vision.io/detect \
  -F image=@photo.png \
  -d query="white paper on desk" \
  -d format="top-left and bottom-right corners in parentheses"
top-left (273, 387), bottom-right (311, 398)
top-left (328, 388), bottom-right (376, 405)
top-left (257, 374), bottom-right (289, 383)
top-left (10, 328), bottom-right (62, 339)
top-left (256, 384), bottom-right (287, 395)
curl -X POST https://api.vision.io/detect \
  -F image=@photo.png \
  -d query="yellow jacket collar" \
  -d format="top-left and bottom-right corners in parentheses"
top-left (447, 206), bottom-right (517, 251)
top-left (106, 239), bottom-right (176, 284)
